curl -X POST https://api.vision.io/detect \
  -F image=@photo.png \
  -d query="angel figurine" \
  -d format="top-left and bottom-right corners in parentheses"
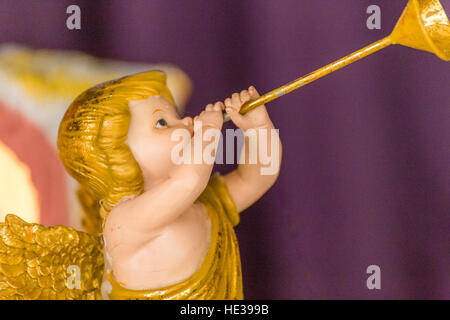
top-left (0, 70), bottom-right (281, 300)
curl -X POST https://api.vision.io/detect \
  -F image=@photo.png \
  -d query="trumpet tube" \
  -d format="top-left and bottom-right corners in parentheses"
top-left (223, 36), bottom-right (392, 122)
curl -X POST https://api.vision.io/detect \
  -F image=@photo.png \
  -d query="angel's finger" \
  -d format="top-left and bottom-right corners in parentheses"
top-left (213, 101), bottom-right (224, 111)
top-left (224, 98), bottom-right (232, 108)
top-left (231, 93), bottom-right (241, 110)
top-left (240, 90), bottom-right (250, 102)
top-left (249, 86), bottom-right (260, 99)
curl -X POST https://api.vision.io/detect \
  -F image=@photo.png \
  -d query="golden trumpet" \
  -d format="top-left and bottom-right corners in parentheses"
top-left (223, 0), bottom-right (450, 122)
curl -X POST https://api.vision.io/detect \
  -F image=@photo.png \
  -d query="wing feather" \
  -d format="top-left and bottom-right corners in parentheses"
top-left (0, 214), bottom-right (104, 300)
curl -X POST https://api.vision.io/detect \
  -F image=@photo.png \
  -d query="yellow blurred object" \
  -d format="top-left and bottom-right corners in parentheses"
top-left (0, 46), bottom-right (192, 113)
top-left (224, 0), bottom-right (450, 122)
top-left (0, 141), bottom-right (39, 224)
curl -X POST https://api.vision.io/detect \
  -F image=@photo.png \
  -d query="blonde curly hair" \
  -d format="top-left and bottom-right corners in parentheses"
top-left (57, 71), bottom-right (175, 233)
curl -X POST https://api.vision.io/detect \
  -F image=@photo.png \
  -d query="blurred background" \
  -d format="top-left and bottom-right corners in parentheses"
top-left (0, 0), bottom-right (449, 299)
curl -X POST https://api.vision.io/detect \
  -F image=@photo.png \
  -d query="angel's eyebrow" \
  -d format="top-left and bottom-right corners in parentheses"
top-left (152, 109), bottom-right (163, 115)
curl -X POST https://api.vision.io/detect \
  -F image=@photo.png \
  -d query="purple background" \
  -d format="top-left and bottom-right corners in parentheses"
top-left (1, 0), bottom-right (449, 299)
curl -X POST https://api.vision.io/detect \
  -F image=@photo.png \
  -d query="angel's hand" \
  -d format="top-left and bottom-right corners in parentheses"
top-left (224, 86), bottom-right (272, 131)
top-left (194, 101), bottom-right (224, 131)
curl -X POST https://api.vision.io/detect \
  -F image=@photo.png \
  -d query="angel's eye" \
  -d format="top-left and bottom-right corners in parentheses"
top-left (156, 118), bottom-right (167, 128)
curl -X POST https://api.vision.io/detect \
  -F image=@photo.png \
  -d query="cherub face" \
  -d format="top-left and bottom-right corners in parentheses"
top-left (127, 95), bottom-right (193, 189)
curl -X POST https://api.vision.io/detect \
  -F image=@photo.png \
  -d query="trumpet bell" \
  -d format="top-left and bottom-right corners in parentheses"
top-left (390, 0), bottom-right (450, 61)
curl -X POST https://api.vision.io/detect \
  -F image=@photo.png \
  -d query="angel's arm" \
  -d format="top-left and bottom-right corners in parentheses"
top-left (223, 123), bottom-right (282, 213)
top-left (222, 87), bottom-right (282, 213)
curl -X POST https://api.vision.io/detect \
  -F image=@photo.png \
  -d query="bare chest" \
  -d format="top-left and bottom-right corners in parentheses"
top-left (106, 202), bottom-right (211, 289)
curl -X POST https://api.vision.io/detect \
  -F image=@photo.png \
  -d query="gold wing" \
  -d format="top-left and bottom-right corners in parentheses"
top-left (0, 214), bottom-right (104, 300)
